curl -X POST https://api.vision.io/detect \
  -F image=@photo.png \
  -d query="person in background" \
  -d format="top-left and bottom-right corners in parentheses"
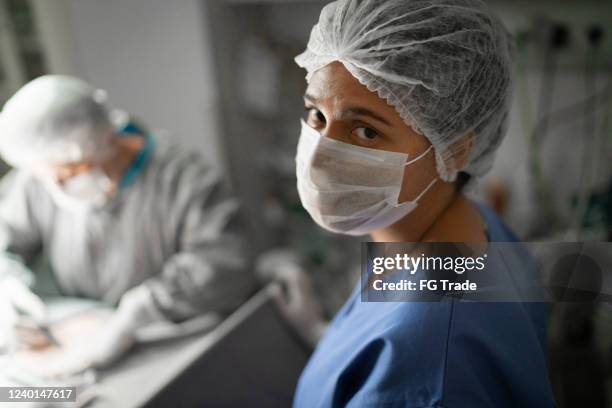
top-left (0, 75), bottom-right (255, 374)
top-left (280, 0), bottom-right (557, 406)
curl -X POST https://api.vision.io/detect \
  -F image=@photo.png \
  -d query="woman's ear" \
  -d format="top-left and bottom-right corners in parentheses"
top-left (447, 132), bottom-right (475, 173)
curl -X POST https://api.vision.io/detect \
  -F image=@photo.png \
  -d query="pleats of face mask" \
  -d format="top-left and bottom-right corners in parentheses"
top-left (295, 120), bottom-right (435, 235)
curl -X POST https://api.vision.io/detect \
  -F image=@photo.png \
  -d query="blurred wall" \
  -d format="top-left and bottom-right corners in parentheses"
top-left (29, 0), bottom-right (226, 170)
top-left (482, 1), bottom-right (612, 238)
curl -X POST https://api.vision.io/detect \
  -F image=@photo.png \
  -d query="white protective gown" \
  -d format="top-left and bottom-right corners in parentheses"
top-left (0, 136), bottom-right (255, 325)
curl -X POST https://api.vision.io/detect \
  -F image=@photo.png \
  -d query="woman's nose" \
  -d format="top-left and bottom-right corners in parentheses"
top-left (320, 122), bottom-right (348, 144)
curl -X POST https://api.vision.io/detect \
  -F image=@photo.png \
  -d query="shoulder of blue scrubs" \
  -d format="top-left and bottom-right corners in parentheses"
top-left (294, 202), bottom-right (556, 408)
top-left (116, 121), bottom-right (156, 190)
top-left (472, 200), bottom-right (520, 243)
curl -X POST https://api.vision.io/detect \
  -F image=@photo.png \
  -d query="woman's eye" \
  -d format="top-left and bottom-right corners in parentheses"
top-left (306, 108), bottom-right (325, 125)
top-left (353, 127), bottom-right (379, 141)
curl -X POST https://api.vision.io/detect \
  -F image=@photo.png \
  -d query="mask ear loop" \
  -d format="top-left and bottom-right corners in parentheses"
top-left (414, 178), bottom-right (438, 202)
top-left (403, 145), bottom-right (434, 167)
top-left (402, 145), bottom-right (438, 202)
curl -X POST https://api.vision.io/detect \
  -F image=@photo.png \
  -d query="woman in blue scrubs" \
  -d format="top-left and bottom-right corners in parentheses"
top-left (291, 0), bottom-right (556, 406)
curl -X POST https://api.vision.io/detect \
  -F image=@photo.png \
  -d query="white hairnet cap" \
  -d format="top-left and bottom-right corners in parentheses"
top-left (0, 75), bottom-right (114, 167)
top-left (295, 0), bottom-right (514, 182)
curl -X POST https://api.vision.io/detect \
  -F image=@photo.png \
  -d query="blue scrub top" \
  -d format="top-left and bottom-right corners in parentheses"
top-left (293, 202), bottom-right (556, 408)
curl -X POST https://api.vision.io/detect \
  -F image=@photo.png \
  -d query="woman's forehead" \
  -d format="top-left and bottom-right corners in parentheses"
top-left (307, 63), bottom-right (368, 100)
top-left (306, 63), bottom-right (398, 115)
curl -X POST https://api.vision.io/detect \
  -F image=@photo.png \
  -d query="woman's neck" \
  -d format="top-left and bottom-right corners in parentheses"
top-left (370, 186), bottom-right (487, 243)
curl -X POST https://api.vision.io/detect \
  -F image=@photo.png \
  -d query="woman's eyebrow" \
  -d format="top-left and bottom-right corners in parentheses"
top-left (303, 93), bottom-right (392, 126)
top-left (339, 107), bottom-right (391, 126)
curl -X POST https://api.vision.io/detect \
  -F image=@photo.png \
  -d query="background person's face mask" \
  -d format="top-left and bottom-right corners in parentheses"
top-left (45, 168), bottom-right (114, 211)
top-left (296, 120), bottom-right (437, 236)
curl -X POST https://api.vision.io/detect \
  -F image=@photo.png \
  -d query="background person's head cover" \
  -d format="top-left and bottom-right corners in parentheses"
top-left (0, 75), bottom-right (114, 169)
top-left (0, 75), bottom-right (117, 209)
top-left (295, 0), bottom-right (514, 183)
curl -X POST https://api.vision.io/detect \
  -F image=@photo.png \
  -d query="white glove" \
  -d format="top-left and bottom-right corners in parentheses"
top-left (0, 275), bottom-right (48, 351)
top-left (40, 286), bottom-right (165, 378)
top-left (274, 268), bottom-right (328, 347)
top-left (257, 251), bottom-right (328, 347)
top-left (41, 313), bottom-right (136, 379)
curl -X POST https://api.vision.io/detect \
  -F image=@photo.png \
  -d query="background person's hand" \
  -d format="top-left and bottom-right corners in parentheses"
top-left (85, 285), bottom-right (164, 369)
top-left (256, 250), bottom-right (328, 347)
top-left (86, 311), bottom-right (137, 368)
top-left (16, 285), bottom-right (164, 378)
top-left (0, 275), bottom-right (48, 351)
top-left (272, 268), bottom-right (329, 348)
top-left (37, 313), bottom-right (136, 379)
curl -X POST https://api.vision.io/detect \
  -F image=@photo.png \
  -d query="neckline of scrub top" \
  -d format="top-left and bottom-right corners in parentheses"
top-left (357, 200), bottom-right (494, 303)
top-left (471, 199), bottom-right (492, 243)
top-left (117, 123), bottom-right (155, 190)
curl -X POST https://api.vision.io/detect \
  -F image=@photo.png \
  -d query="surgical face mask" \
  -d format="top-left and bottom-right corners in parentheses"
top-left (44, 168), bottom-right (114, 211)
top-left (296, 120), bottom-right (437, 236)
